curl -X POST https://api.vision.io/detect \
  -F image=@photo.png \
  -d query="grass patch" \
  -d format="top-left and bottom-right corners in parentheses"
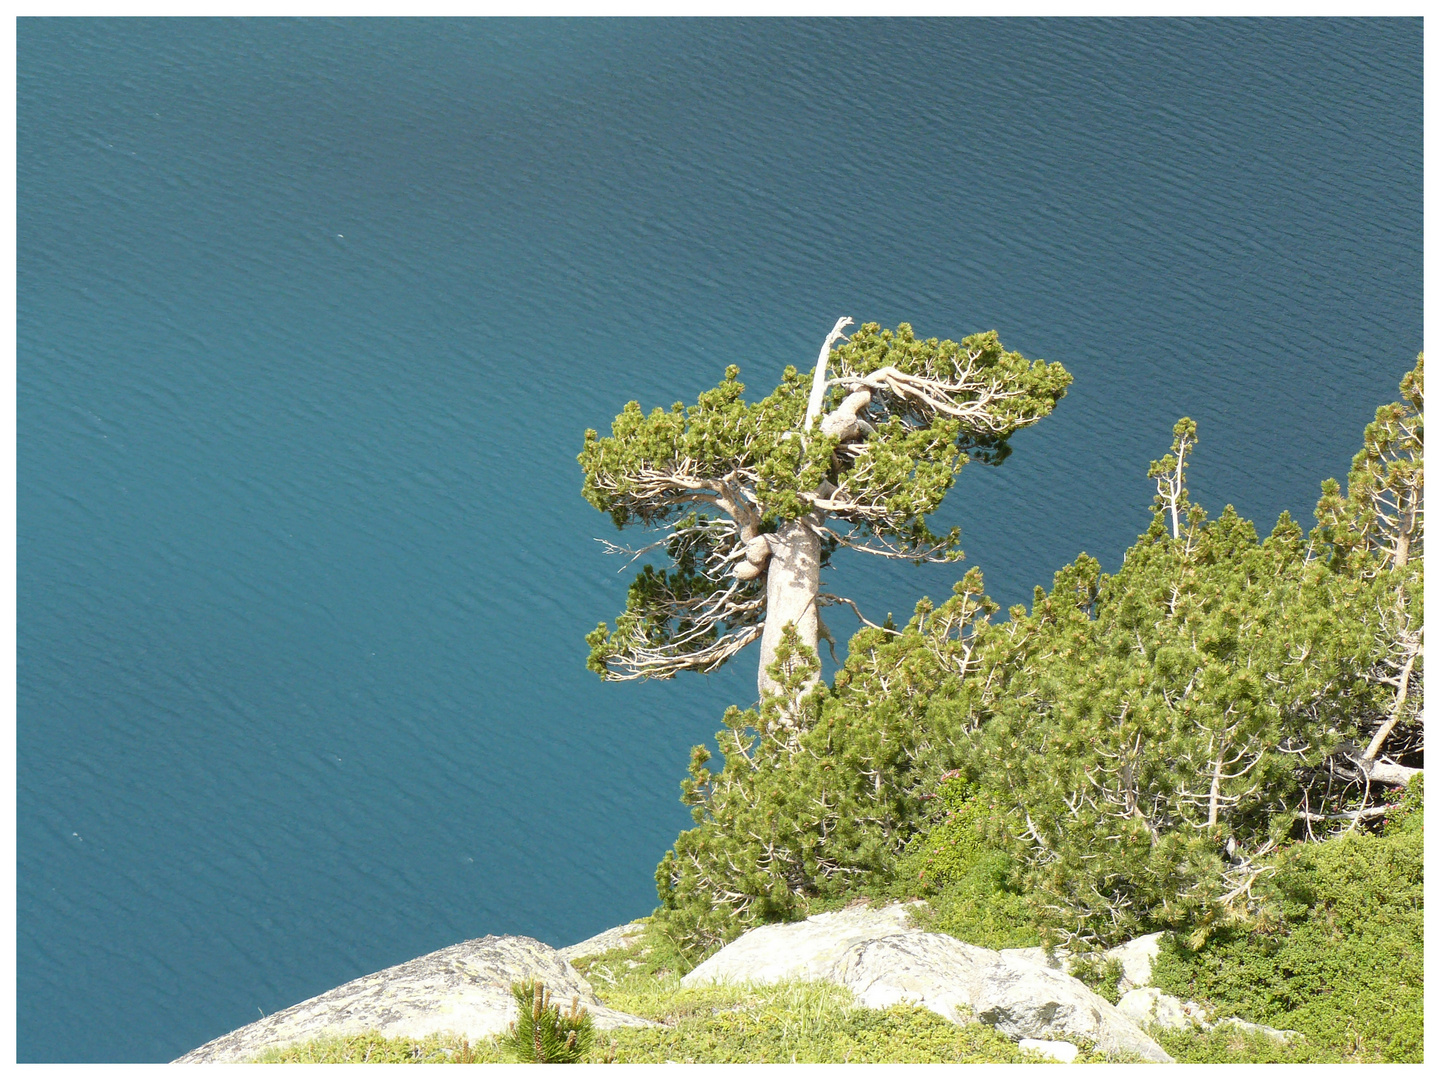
top-left (605, 989), bottom-right (1029, 1064)
top-left (245, 990), bottom-right (1030, 1065)
top-left (248, 1032), bottom-right (503, 1063)
top-left (572, 929), bottom-right (1037, 1063)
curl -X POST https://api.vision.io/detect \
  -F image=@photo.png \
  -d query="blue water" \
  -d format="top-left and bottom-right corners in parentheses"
top-left (17, 18), bottom-right (1421, 1062)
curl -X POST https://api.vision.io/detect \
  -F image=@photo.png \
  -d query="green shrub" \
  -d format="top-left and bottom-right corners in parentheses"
top-left (653, 604), bottom-right (996, 958)
top-left (503, 980), bottom-right (594, 1063)
top-left (1152, 779), bottom-right (1423, 1063)
top-left (964, 501), bottom-right (1393, 946)
top-left (1152, 1024), bottom-right (1333, 1064)
top-left (928, 380), bottom-right (1419, 948)
top-left (653, 358), bottom-right (1422, 963)
top-left (896, 778), bottom-right (1040, 949)
top-left (1067, 955), bottom-right (1126, 1005)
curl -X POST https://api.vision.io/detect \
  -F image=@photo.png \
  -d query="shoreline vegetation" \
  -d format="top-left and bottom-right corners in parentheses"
top-left (242, 348), bottom-right (1421, 1064)
top-left (252, 788), bottom-right (1421, 1064)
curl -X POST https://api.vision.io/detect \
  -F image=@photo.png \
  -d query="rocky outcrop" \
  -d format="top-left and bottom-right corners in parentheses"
top-left (172, 909), bottom-right (1292, 1063)
top-left (1117, 986), bottom-right (1211, 1031)
top-left (172, 933), bottom-right (657, 1063)
top-left (558, 920), bottom-right (648, 963)
top-left (1020, 1037), bottom-right (1080, 1062)
top-left (999, 929), bottom-right (1164, 994)
top-left (683, 902), bottom-right (918, 985)
top-left (1117, 987), bottom-right (1298, 1043)
top-left (682, 903), bottom-right (1172, 1062)
top-left (997, 944), bottom-right (1069, 972)
top-left (1104, 931), bottom-right (1164, 992)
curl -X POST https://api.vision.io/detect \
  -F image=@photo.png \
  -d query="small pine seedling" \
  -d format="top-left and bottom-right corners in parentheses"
top-left (504, 979), bottom-right (594, 1063)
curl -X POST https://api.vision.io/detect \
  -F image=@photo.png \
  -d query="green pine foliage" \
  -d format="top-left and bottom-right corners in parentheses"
top-left (1151, 778), bottom-right (1423, 1062)
top-left (578, 322), bottom-right (1069, 683)
top-left (954, 362), bottom-right (1421, 947)
top-left (655, 465), bottom-right (1387, 954)
top-left (579, 324), bottom-right (1070, 540)
top-left (962, 486), bottom-right (1388, 946)
top-left (503, 980), bottom-right (594, 1064)
top-left (653, 625), bottom-right (859, 955)
top-left (652, 357), bottom-right (1422, 964)
top-left (1312, 354), bottom-right (1423, 574)
top-left (652, 577), bottom-right (1002, 956)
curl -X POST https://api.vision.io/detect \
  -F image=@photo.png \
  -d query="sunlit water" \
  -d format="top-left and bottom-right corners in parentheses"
top-left (17, 18), bottom-right (1421, 1061)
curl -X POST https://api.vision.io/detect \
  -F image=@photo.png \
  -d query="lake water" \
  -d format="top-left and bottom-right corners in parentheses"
top-left (16, 18), bottom-right (1421, 1062)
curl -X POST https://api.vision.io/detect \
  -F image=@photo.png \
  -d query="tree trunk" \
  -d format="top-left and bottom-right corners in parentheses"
top-left (757, 514), bottom-right (823, 702)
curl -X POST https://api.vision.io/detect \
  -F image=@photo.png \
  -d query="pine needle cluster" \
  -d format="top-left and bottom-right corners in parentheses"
top-left (503, 980), bottom-right (594, 1064)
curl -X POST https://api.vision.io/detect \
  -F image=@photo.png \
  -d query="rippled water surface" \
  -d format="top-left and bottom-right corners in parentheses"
top-left (17, 18), bottom-right (1421, 1061)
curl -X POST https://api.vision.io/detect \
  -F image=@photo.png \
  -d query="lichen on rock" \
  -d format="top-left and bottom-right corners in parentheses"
top-left (172, 933), bottom-right (656, 1063)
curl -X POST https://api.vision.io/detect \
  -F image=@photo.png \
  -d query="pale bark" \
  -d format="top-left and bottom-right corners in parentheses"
top-left (1297, 804), bottom-right (1396, 823)
top-left (757, 514), bottom-right (824, 703)
top-left (752, 316), bottom-right (846, 705)
top-left (1206, 747), bottom-right (1225, 828)
top-left (1340, 747), bottom-right (1423, 787)
top-left (805, 318), bottom-right (854, 432)
top-left (1393, 512), bottom-right (1412, 569)
top-left (1363, 642), bottom-right (1420, 761)
top-left (1365, 761), bottom-right (1423, 786)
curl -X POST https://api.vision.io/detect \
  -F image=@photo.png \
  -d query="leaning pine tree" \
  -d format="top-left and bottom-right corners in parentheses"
top-left (578, 318), bottom-right (1071, 701)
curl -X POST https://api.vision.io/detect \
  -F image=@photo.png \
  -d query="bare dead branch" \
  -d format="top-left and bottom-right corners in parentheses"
top-left (817, 593), bottom-right (900, 634)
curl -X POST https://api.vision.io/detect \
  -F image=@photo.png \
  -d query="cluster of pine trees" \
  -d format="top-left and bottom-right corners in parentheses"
top-left (580, 332), bottom-right (1422, 1059)
top-left (647, 357), bottom-right (1422, 960)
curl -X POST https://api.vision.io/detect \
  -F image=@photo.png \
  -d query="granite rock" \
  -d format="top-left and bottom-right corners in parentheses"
top-left (173, 933), bottom-right (656, 1063)
top-left (1105, 932), bottom-right (1164, 993)
top-left (683, 902), bottom-right (918, 986)
top-left (683, 903), bottom-right (1171, 1062)
top-left (1117, 986), bottom-right (1211, 1031)
top-left (1020, 1037), bottom-right (1081, 1062)
top-left (558, 920), bottom-right (649, 962)
top-left (998, 945), bottom-right (1070, 972)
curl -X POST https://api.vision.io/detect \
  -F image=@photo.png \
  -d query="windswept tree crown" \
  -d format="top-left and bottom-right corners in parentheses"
top-left (578, 320), bottom-right (1071, 686)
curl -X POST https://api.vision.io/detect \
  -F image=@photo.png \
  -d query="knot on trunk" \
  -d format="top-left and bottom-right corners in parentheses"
top-left (733, 534), bottom-right (773, 581)
top-left (819, 388), bottom-right (874, 443)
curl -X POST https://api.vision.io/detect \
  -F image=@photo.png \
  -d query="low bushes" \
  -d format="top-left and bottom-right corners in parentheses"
top-left (892, 778), bottom-right (1040, 950)
top-left (1151, 778), bottom-right (1423, 1063)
